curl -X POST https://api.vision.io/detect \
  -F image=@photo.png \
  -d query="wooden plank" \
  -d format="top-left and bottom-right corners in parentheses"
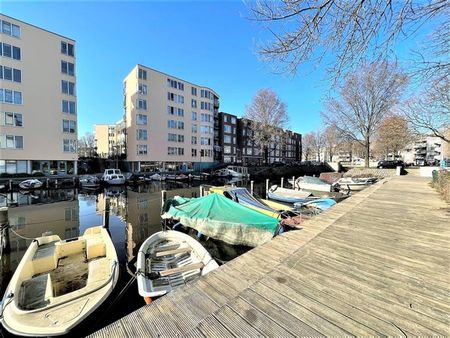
top-left (212, 305), bottom-right (265, 338)
top-left (159, 262), bottom-right (204, 277)
top-left (89, 320), bottom-right (128, 338)
top-left (196, 315), bottom-right (236, 337)
top-left (120, 310), bottom-right (156, 337)
top-left (155, 246), bottom-right (192, 257)
top-left (239, 288), bottom-right (324, 337)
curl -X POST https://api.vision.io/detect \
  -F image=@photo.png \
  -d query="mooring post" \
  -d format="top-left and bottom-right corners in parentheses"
top-left (103, 197), bottom-right (110, 228)
top-left (199, 185), bottom-right (204, 197)
top-left (281, 177), bottom-right (284, 188)
top-left (46, 178), bottom-right (49, 189)
top-left (55, 179), bottom-right (58, 189)
top-left (8, 180), bottom-right (12, 191)
top-left (250, 181), bottom-right (254, 196)
top-left (161, 190), bottom-right (167, 210)
top-left (265, 179), bottom-right (269, 198)
top-left (0, 207), bottom-right (10, 255)
top-left (292, 176), bottom-right (295, 189)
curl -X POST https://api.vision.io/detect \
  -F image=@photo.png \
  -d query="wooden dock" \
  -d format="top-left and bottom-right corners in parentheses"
top-left (90, 176), bottom-right (450, 337)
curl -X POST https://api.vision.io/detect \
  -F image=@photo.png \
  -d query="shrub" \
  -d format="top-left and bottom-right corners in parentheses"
top-left (432, 170), bottom-right (450, 203)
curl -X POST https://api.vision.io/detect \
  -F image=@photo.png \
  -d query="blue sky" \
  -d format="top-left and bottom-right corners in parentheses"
top-left (2, 1), bottom-right (434, 137)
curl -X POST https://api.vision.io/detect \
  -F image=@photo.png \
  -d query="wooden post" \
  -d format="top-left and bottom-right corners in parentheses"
top-left (161, 190), bottom-right (167, 209)
top-left (265, 179), bottom-right (269, 198)
top-left (8, 180), bottom-right (12, 191)
top-left (281, 177), bottom-right (284, 188)
top-left (55, 179), bottom-right (58, 189)
top-left (199, 185), bottom-right (204, 197)
top-left (292, 176), bottom-right (295, 189)
top-left (250, 181), bottom-right (254, 196)
top-left (0, 207), bottom-right (10, 255)
top-left (46, 178), bottom-right (49, 189)
top-left (103, 197), bottom-right (110, 228)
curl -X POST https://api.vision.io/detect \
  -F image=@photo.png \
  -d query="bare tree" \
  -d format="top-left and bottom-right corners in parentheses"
top-left (78, 132), bottom-right (96, 157)
top-left (374, 115), bottom-right (412, 159)
top-left (249, 0), bottom-right (449, 79)
top-left (323, 126), bottom-right (341, 162)
top-left (322, 62), bottom-right (408, 167)
top-left (310, 130), bottom-right (325, 162)
top-left (400, 78), bottom-right (450, 143)
top-left (244, 88), bottom-right (289, 164)
top-left (302, 132), bottom-right (315, 161)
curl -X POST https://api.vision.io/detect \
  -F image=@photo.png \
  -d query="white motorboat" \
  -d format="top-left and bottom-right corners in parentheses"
top-left (137, 230), bottom-right (218, 304)
top-left (290, 176), bottom-right (336, 192)
top-left (101, 169), bottom-right (126, 185)
top-left (18, 179), bottom-right (43, 190)
top-left (79, 175), bottom-right (100, 189)
top-left (337, 177), bottom-right (377, 191)
top-left (0, 226), bottom-right (119, 337)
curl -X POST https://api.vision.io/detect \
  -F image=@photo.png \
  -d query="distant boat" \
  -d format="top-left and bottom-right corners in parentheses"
top-left (295, 198), bottom-right (337, 211)
top-left (102, 169), bottom-right (126, 185)
top-left (267, 185), bottom-right (317, 204)
top-left (136, 230), bottom-right (218, 304)
top-left (147, 173), bottom-right (165, 181)
top-left (18, 179), bottom-right (43, 190)
top-left (166, 173), bottom-right (188, 181)
top-left (79, 175), bottom-right (100, 189)
top-left (290, 176), bottom-right (336, 192)
top-left (337, 177), bottom-right (377, 191)
top-left (0, 226), bottom-right (119, 337)
top-left (213, 168), bottom-right (242, 178)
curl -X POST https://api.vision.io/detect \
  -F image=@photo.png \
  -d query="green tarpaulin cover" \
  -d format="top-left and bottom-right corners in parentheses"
top-left (161, 193), bottom-right (280, 247)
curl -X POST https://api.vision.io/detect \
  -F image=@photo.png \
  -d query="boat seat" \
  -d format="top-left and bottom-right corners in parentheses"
top-left (32, 245), bottom-right (58, 275)
top-left (19, 273), bottom-right (53, 310)
top-left (87, 258), bottom-right (110, 284)
top-left (86, 239), bottom-right (106, 260)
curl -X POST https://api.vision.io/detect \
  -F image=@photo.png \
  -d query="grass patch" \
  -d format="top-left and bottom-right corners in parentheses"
top-left (432, 170), bottom-right (450, 203)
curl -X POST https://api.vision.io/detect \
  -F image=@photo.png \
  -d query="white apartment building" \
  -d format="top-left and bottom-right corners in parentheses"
top-left (95, 124), bottom-right (116, 158)
top-left (0, 14), bottom-right (77, 175)
top-left (402, 136), bottom-right (445, 165)
top-left (123, 65), bottom-right (219, 172)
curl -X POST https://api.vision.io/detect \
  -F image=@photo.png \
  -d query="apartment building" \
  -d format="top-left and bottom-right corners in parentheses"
top-left (0, 14), bottom-right (77, 175)
top-left (123, 65), bottom-right (219, 171)
top-left (401, 136), bottom-right (445, 165)
top-left (216, 112), bottom-right (238, 163)
top-left (94, 124), bottom-right (115, 158)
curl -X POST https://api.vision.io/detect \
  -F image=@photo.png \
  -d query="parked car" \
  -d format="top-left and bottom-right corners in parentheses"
top-left (377, 160), bottom-right (404, 169)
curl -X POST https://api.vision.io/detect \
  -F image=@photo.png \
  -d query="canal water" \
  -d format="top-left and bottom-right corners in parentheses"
top-left (0, 179), bottom-right (266, 337)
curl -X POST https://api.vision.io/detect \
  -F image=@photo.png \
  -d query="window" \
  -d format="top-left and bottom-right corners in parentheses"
top-left (167, 147), bottom-right (177, 155)
top-left (224, 125), bottom-right (232, 133)
top-left (177, 134), bottom-right (184, 143)
top-left (4, 112), bottom-right (22, 126)
top-left (12, 68), bottom-right (21, 82)
top-left (61, 61), bottom-right (75, 76)
top-left (0, 135), bottom-right (23, 149)
top-left (167, 106), bottom-right (175, 115)
top-left (62, 119), bottom-right (76, 133)
top-left (224, 135), bottom-right (232, 143)
top-left (138, 83), bottom-right (147, 95)
top-left (63, 139), bottom-right (76, 152)
top-left (167, 120), bottom-right (176, 129)
top-left (178, 147), bottom-right (184, 155)
top-left (191, 148), bottom-right (197, 157)
top-left (61, 41), bottom-right (75, 56)
top-left (137, 129), bottom-right (148, 140)
top-left (62, 100), bottom-right (76, 114)
top-left (138, 68), bottom-right (147, 80)
top-left (191, 111), bottom-right (197, 121)
top-left (224, 146), bottom-right (231, 154)
top-left (177, 108), bottom-right (184, 117)
top-left (137, 99), bottom-right (147, 110)
top-left (191, 124), bottom-right (197, 133)
top-left (1, 20), bottom-right (21, 38)
top-left (177, 121), bottom-right (184, 130)
top-left (0, 89), bottom-right (22, 105)
top-left (191, 99), bottom-right (197, 108)
top-left (136, 114), bottom-right (147, 125)
top-left (137, 144), bottom-right (147, 155)
top-left (201, 137), bottom-right (211, 145)
top-left (191, 136), bottom-right (197, 145)
top-left (61, 80), bottom-right (75, 95)
top-left (231, 117), bottom-right (237, 124)
top-left (1, 43), bottom-right (11, 58)
top-left (191, 87), bottom-right (197, 96)
top-left (168, 133), bottom-right (177, 142)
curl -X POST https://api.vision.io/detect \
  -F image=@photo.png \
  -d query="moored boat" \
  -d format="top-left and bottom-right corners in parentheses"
top-left (136, 230), bottom-right (218, 303)
top-left (102, 169), bottom-right (126, 185)
top-left (79, 175), bottom-right (100, 189)
top-left (337, 177), bottom-right (377, 191)
top-left (290, 176), bottom-right (337, 192)
top-left (267, 185), bottom-right (318, 204)
top-left (0, 226), bottom-right (119, 337)
top-left (18, 179), bottom-right (43, 190)
top-left (295, 198), bottom-right (337, 211)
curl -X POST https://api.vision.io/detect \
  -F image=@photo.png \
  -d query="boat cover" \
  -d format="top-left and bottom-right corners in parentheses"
top-left (296, 198), bottom-right (337, 210)
top-left (161, 193), bottom-right (280, 247)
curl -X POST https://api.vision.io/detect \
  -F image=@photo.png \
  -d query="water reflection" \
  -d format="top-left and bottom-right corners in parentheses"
top-left (0, 179), bottom-right (256, 336)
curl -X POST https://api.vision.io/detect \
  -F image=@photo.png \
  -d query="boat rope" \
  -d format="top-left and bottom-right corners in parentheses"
top-left (7, 226), bottom-right (36, 241)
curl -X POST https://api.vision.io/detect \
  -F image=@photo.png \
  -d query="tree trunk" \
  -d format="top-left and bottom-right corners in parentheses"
top-left (365, 137), bottom-right (370, 168)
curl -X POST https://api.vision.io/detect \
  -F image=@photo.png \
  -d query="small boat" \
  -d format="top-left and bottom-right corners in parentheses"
top-left (18, 179), bottom-right (43, 190)
top-left (290, 176), bottom-right (337, 192)
top-left (137, 230), bottom-right (219, 303)
top-left (162, 193), bottom-right (283, 247)
top-left (213, 168), bottom-right (242, 178)
top-left (166, 173), bottom-right (188, 181)
top-left (102, 169), bottom-right (126, 185)
top-left (337, 177), bottom-right (377, 191)
top-left (0, 226), bottom-right (119, 337)
top-left (295, 198), bottom-right (337, 211)
top-left (147, 173), bottom-right (165, 181)
top-left (79, 175), bottom-right (100, 189)
top-left (267, 185), bottom-right (317, 204)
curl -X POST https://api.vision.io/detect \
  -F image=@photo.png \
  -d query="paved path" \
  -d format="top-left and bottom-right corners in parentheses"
top-left (90, 176), bottom-right (450, 337)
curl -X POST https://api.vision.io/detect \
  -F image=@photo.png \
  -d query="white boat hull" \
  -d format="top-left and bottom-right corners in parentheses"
top-left (137, 230), bottom-right (218, 299)
top-left (1, 226), bottom-right (119, 337)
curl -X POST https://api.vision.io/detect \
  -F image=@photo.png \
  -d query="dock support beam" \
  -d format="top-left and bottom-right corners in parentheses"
top-left (103, 197), bottom-right (110, 228)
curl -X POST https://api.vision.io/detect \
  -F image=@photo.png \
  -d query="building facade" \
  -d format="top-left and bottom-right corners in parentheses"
top-left (216, 112), bottom-right (238, 163)
top-left (94, 124), bottom-right (115, 158)
top-left (402, 136), bottom-right (445, 165)
top-left (0, 14), bottom-right (78, 175)
top-left (123, 65), bottom-right (219, 172)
